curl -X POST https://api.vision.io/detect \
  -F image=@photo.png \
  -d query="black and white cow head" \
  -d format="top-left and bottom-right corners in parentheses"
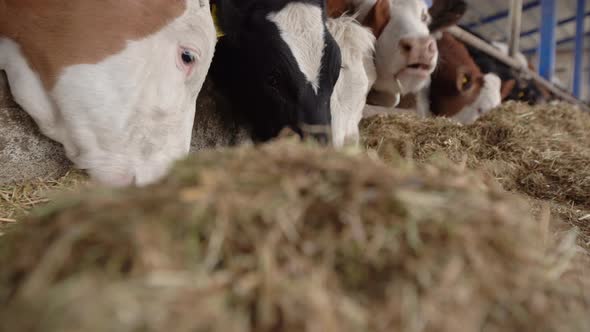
top-left (211, 0), bottom-right (342, 143)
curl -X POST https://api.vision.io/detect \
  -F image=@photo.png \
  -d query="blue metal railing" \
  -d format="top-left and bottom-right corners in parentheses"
top-left (573, 0), bottom-right (586, 98)
top-left (464, 0), bottom-right (540, 29)
top-left (538, 0), bottom-right (556, 81)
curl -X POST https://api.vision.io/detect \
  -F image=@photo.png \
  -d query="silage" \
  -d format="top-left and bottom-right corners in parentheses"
top-left (361, 102), bottom-right (590, 248)
top-left (0, 140), bottom-right (587, 332)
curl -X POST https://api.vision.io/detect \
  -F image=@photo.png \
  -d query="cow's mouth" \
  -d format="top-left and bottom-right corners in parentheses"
top-left (407, 63), bottom-right (431, 71)
top-left (395, 63), bottom-right (433, 80)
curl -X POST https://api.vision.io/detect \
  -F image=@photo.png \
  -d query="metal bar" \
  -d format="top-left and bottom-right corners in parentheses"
top-left (508, 0), bottom-right (523, 57)
top-left (538, 0), bottom-right (556, 80)
top-left (522, 32), bottom-right (590, 55)
top-left (573, 0), bottom-right (586, 98)
top-left (518, 12), bottom-right (590, 39)
top-left (464, 1), bottom-right (539, 29)
top-left (556, 67), bottom-right (589, 74)
top-left (448, 26), bottom-right (590, 112)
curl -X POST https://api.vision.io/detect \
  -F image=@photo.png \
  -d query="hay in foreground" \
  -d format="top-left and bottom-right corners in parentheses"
top-left (361, 102), bottom-right (590, 248)
top-left (0, 140), bottom-right (588, 332)
top-left (0, 170), bottom-right (87, 235)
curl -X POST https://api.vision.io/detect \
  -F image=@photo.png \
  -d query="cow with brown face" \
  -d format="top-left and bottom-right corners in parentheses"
top-left (0, 0), bottom-right (216, 186)
top-left (428, 31), bottom-right (503, 124)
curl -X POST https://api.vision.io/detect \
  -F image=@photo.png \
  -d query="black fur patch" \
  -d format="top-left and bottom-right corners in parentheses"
top-left (210, 0), bottom-right (342, 143)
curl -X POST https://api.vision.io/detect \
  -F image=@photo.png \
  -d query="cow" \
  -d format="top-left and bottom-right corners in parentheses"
top-left (363, 0), bottom-right (467, 107)
top-left (459, 27), bottom-right (550, 105)
top-left (427, 31), bottom-right (503, 124)
top-left (325, 0), bottom-right (497, 125)
top-left (209, 0), bottom-right (342, 144)
top-left (384, 31), bottom-right (503, 124)
top-left (326, 16), bottom-right (376, 147)
top-left (324, 0), bottom-right (466, 106)
top-left (322, 0), bottom-right (465, 144)
top-left (0, 0), bottom-right (216, 187)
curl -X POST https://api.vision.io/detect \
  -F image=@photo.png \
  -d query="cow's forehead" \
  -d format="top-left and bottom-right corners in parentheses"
top-left (267, 2), bottom-right (325, 93)
top-left (0, 0), bottom-right (189, 89)
top-left (390, 0), bottom-right (430, 35)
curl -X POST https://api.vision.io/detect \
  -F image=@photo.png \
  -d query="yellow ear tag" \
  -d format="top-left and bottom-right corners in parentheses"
top-left (211, 4), bottom-right (225, 38)
top-left (462, 76), bottom-right (468, 85)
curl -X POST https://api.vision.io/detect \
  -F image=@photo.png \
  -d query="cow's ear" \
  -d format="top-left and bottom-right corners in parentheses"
top-left (428, 0), bottom-right (467, 33)
top-left (362, 0), bottom-right (390, 39)
top-left (500, 79), bottom-right (517, 100)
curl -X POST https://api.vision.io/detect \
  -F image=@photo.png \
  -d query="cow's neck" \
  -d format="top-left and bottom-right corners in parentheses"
top-left (398, 88), bottom-right (432, 118)
top-left (398, 94), bottom-right (417, 109)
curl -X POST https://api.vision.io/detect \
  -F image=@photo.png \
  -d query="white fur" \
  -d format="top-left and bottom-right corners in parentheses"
top-left (449, 73), bottom-right (502, 124)
top-left (327, 15), bottom-right (376, 147)
top-left (268, 3), bottom-right (325, 93)
top-left (0, 0), bottom-right (216, 186)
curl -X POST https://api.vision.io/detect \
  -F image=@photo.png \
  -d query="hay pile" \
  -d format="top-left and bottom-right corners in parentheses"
top-left (362, 102), bottom-right (590, 248)
top-left (0, 170), bottom-right (87, 235)
top-left (0, 140), bottom-right (588, 332)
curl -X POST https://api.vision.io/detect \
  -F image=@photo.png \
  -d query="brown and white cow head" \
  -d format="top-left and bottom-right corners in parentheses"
top-left (429, 32), bottom-right (501, 124)
top-left (0, 0), bottom-right (216, 186)
top-left (358, 0), bottom-right (465, 107)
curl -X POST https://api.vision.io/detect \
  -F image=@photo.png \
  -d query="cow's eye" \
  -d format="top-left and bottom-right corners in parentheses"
top-left (460, 74), bottom-right (473, 91)
top-left (421, 11), bottom-right (428, 23)
top-left (181, 50), bottom-right (196, 64)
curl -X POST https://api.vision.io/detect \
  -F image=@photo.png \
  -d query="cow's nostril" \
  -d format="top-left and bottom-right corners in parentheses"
top-left (399, 39), bottom-right (413, 53)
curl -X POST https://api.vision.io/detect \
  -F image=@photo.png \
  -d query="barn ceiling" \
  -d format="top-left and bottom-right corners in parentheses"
top-left (459, 0), bottom-right (590, 55)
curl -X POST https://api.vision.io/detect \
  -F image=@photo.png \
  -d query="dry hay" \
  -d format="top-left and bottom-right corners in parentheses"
top-left (361, 102), bottom-right (590, 249)
top-left (0, 140), bottom-right (588, 332)
top-left (0, 170), bottom-right (87, 235)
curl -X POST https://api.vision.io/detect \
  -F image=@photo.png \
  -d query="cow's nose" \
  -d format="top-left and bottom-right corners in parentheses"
top-left (399, 36), bottom-right (437, 62)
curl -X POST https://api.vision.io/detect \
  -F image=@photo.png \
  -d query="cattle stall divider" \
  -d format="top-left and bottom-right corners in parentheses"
top-left (448, 26), bottom-right (590, 113)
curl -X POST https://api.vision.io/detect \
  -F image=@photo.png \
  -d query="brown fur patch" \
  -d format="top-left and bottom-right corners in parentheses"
top-left (362, 0), bottom-right (391, 38)
top-left (0, 0), bottom-right (186, 89)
